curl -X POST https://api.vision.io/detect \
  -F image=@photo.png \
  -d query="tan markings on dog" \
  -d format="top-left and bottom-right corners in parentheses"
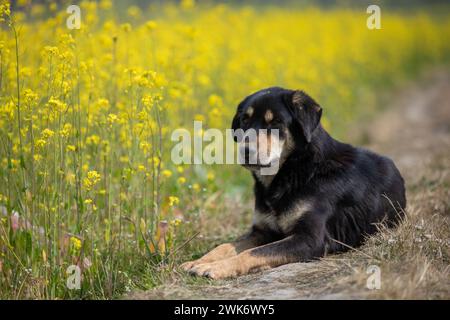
top-left (264, 109), bottom-right (274, 123)
top-left (277, 201), bottom-right (312, 233)
top-left (252, 210), bottom-right (278, 231)
top-left (180, 243), bottom-right (237, 271)
top-left (246, 127), bottom-right (294, 187)
top-left (231, 250), bottom-right (286, 275)
top-left (251, 131), bottom-right (281, 187)
top-left (191, 239), bottom-right (300, 279)
top-left (201, 243), bottom-right (238, 261)
top-left (246, 106), bottom-right (254, 117)
top-left (257, 130), bottom-right (271, 156)
top-left (253, 202), bottom-right (311, 234)
top-left (181, 236), bottom-right (264, 271)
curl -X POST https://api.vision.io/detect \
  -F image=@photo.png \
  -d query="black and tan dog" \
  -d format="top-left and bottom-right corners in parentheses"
top-left (181, 87), bottom-right (406, 279)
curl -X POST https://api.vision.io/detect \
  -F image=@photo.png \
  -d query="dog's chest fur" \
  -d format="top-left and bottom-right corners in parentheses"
top-left (253, 201), bottom-right (312, 234)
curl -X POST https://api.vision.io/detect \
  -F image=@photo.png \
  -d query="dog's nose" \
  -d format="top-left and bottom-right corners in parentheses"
top-left (240, 145), bottom-right (258, 164)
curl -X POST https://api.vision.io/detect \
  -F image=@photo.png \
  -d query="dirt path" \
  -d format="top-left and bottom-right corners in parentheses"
top-left (128, 70), bottom-right (450, 300)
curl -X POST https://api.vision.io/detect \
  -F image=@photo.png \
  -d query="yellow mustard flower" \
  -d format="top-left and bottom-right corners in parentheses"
top-left (83, 170), bottom-right (101, 191)
top-left (168, 196), bottom-right (179, 207)
top-left (162, 170), bottom-right (172, 178)
top-left (70, 237), bottom-right (82, 251)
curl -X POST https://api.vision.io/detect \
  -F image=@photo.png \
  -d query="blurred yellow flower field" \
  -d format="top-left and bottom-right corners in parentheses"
top-left (0, 0), bottom-right (449, 298)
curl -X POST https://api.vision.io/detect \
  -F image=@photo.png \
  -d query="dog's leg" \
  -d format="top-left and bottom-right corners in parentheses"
top-left (189, 216), bottom-right (326, 279)
top-left (181, 227), bottom-right (270, 271)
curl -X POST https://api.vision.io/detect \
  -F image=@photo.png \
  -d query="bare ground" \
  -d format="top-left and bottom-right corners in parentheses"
top-left (128, 70), bottom-right (450, 300)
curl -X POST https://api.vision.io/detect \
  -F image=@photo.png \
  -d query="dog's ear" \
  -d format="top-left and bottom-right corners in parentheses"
top-left (286, 90), bottom-right (322, 143)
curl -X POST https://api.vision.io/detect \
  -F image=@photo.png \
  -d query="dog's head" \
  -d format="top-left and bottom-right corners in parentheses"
top-left (231, 87), bottom-right (322, 175)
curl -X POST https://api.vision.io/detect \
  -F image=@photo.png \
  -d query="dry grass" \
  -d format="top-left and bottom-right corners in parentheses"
top-left (331, 153), bottom-right (450, 299)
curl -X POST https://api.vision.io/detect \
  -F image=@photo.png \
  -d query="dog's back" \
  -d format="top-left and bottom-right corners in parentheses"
top-left (324, 143), bottom-right (406, 252)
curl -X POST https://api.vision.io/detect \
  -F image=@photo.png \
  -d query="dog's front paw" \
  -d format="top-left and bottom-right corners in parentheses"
top-left (181, 259), bottom-right (208, 271)
top-left (180, 260), bottom-right (198, 271)
top-left (189, 261), bottom-right (238, 280)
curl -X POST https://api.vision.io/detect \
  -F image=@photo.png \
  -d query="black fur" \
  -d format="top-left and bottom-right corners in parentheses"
top-left (232, 87), bottom-right (406, 260)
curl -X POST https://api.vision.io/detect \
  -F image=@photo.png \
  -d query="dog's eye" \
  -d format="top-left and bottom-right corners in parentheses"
top-left (271, 118), bottom-right (282, 125)
top-left (241, 114), bottom-right (250, 124)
